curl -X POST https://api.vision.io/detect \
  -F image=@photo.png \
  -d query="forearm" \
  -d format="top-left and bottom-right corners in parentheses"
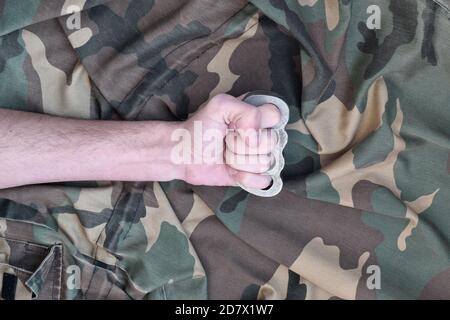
top-left (0, 109), bottom-right (184, 189)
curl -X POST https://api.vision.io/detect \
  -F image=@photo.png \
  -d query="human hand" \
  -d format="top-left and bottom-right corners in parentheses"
top-left (176, 94), bottom-right (282, 189)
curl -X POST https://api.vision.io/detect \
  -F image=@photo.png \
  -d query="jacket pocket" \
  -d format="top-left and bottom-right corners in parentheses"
top-left (0, 236), bottom-right (62, 300)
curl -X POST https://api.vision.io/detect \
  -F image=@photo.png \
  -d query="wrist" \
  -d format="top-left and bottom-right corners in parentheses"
top-left (110, 121), bottom-right (187, 182)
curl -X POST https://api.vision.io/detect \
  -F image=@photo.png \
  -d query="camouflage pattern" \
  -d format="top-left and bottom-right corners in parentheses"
top-left (0, 0), bottom-right (449, 299)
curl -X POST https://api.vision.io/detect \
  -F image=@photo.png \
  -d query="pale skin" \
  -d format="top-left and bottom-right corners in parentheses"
top-left (0, 94), bottom-right (281, 190)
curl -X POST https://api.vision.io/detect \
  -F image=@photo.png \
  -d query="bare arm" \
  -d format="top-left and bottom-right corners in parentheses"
top-left (0, 94), bottom-right (280, 190)
top-left (0, 108), bottom-right (184, 189)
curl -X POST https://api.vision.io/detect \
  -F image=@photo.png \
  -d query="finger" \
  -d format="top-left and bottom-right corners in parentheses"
top-left (257, 104), bottom-right (282, 129)
top-left (236, 94), bottom-right (282, 129)
top-left (211, 94), bottom-right (281, 130)
top-left (225, 129), bottom-right (278, 155)
top-left (232, 103), bottom-right (281, 130)
top-left (225, 148), bottom-right (274, 173)
top-left (236, 94), bottom-right (282, 127)
top-left (209, 94), bottom-right (256, 127)
top-left (232, 171), bottom-right (272, 190)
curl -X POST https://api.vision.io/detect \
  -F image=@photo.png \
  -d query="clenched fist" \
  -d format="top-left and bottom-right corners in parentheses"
top-left (177, 94), bottom-right (282, 190)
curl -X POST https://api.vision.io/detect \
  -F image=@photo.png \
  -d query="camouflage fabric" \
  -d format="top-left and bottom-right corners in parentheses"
top-left (0, 0), bottom-right (449, 300)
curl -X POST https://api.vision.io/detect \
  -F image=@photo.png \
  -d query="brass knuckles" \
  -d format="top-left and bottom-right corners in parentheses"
top-left (238, 94), bottom-right (289, 197)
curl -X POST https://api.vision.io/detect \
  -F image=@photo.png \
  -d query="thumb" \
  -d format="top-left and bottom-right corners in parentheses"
top-left (233, 103), bottom-right (281, 130)
top-left (214, 94), bottom-right (281, 129)
top-left (220, 94), bottom-right (280, 147)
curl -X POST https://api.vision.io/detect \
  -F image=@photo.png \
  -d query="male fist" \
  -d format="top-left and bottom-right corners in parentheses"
top-left (175, 94), bottom-right (281, 189)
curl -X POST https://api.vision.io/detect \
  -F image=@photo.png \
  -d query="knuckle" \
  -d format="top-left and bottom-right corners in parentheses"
top-left (259, 177), bottom-right (271, 189)
top-left (266, 104), bottom-right (282, 125)
top-left (261, 154), bottom-right (274, 172)
top-left (273, 109), bottom-right (282, 125)
top-left (210, 93), bottom-right (231, 108)
top-left (263, 162), bottom-right (271, 172)
top-left (240, 173), bottom-right (252, 186)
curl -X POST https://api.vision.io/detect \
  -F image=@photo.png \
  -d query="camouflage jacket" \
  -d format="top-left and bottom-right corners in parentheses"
top-left (0, 0), bottom-right (449, 299)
